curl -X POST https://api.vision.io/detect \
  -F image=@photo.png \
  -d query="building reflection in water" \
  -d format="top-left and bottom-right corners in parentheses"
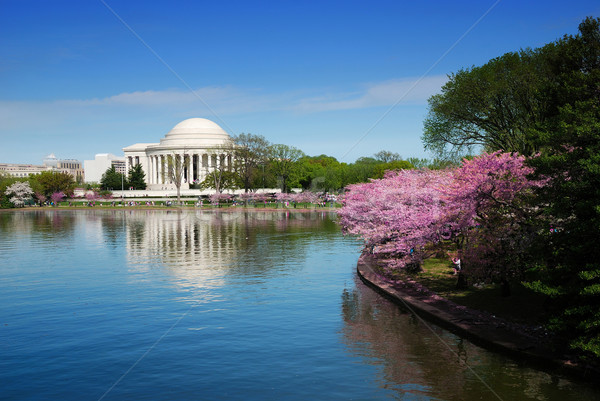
top-left (122, 210), bottom-right (339, 294)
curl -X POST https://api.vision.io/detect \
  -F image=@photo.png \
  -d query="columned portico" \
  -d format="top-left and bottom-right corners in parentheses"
top-left (123, 118), bottom-right (233, 191)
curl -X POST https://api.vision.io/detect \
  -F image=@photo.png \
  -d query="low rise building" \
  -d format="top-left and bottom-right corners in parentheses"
top-left (83, 153), bottom-right (126, 183)
top-left (0, 163), bottom-right (50, 178)
top-left (0, 154), bottom-right (84, 182)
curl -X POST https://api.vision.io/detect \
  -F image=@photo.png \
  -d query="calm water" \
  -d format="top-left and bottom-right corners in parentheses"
top-left (1, 209), bottom-right (598, 401)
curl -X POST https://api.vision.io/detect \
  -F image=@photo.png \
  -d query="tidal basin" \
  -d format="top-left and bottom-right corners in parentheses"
top-left (1, 210), bottom-right (598, 400)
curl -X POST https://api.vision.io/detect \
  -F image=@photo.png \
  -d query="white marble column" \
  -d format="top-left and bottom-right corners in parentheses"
top-left (153, 155), bottom-right (157, 185)
top-left (151, 156), bottom-right (155, 185)
top-left (158, 155), bottom-right (163, 185)
top-left (156, 155), bottom-right (160, 185)
top-left (148, 156), bottom-right (153, 185)
top-left (190, 154), bottom-right (195, 184)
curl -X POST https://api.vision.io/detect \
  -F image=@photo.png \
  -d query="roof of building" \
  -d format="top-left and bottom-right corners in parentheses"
top-left (153, 118), bottom-right (232, 149)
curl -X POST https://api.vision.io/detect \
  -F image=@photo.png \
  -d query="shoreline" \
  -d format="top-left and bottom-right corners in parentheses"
top-left (356, 252), bottom-right (600, 383)
top-left (0, 205), bottom-right (339, 213)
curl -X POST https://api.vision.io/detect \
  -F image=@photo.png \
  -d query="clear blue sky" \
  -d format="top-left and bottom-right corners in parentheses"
top-left (1, 0), bottom-right (599, 164)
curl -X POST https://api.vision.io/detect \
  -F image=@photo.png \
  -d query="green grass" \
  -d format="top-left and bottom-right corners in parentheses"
top-left (403, 257), bottom-right (548, 325)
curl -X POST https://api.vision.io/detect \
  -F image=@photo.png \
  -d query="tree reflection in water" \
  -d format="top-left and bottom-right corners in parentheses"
top-left (341, 276), bottom-right (597, 401)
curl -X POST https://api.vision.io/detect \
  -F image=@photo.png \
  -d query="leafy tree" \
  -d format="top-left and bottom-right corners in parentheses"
top-left (201, 145), bottom-right (236, 194)
top-left (232, 133), bottom-right (270, 192)
top-left (100, 166), bottom-right (125, 191)
top-left (198, 170), bottom-right (238, 193)
top-left (373, 150), bottom-right (401, 163)
top-left (422, 48), bottom-right (550, 159)
top-left (297, 155), bottom-right (343, 192)
top-left (406, 157), bottom-right (430, 169)
top-left (419, 15), bottom-right (600, 362)
top-left (525, 17), bottom-right (600, 360)
top-left (342, 157), bottom-right (379, 185)
top-left (127, 164), bottom-right (147, 190)
top-left (33, 171), bottom-right (75, 198)
top-left (268, 144), bottom-right (305, 193)
top-left (0, 173), bottom-right (20, 208)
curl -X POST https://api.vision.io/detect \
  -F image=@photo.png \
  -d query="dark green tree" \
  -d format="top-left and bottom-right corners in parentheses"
top-left (422, 48), bottom-right (550, 159)
top-left (297, 155), bottom-right (344, 192)
top-left (268, 144), bottom-right (305, 192)
top-left (526, 17), bottom-right (600, 360)
top-left (128, 164), bottom-right (147, 190)
top-left (0, 173), bottom-right (20, 208)
top-left (100, 166), bottom-right (125, 191)
top-left (418, 16), bottom-right (600, 361)
top-left (341, 157), bottom-right (381, 185)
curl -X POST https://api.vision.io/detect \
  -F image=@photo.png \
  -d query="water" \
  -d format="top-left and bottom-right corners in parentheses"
top-left (0, 209), bottom-right (597, 400)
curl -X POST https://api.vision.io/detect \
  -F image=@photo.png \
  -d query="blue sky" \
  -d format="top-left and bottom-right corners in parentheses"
top-left (1, 0), bottom-right (599, 164)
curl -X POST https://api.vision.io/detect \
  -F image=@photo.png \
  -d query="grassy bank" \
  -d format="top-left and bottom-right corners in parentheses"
top-left (388, 257), bottom-right (548, 326)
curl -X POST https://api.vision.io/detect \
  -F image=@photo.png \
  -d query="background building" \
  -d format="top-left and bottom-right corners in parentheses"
top-left (0, 163), bottom-right (49, 178)
top-left (83, 153), bottom-right (126, 183)
top-left (1, 153), bottom-right (84, 183)
top-left (123, 118), bottom-right (233, 190)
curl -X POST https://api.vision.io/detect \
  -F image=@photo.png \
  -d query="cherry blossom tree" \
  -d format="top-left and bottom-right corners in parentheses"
top-left (6, 181), bottom-right (33, 207)
top-left (250, 192), bottom-right (269, 206)
top-left (275, 192), bottom-right (291, 203)
top-left (51, 191), bottom-right (65, 206)
top-left (86, 191), bottom-right (100, 201)
top-left (34, 191), bottom-right (46, 206)
top-left (293, 191), bottom-right (319, 206)
top-left (238, 192), bottom-right (253, 206)
top-left (443, 151), bottom-right (546, 293)
top-left (339, 151), bottom-right (547, 285)
top-left (338, 169), bottom-right (453, 271)
top-left (209, 192), bottom-right (231, 207)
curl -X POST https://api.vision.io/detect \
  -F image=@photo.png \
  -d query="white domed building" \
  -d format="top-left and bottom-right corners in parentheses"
top-left (123, 118), bottom-right (233, 190)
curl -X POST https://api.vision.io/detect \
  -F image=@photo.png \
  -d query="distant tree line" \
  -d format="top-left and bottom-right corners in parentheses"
top-left (97, 134), bottom-right (444, 197)
top-left (193, 136), bottom-right (450, 194)
top-left (0, 170), bottom-right (76, 207)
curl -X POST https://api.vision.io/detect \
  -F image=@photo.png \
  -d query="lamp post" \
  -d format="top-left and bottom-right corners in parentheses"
top-left (121, 170), bottom-right (124, 204)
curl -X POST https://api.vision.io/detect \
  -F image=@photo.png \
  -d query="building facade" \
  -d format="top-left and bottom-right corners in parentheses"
top-left (83, 153), bottom-right (126, 183)
top-left (123, 118), bottom-right (233, 190)
top-left (0, 163), bottom-right (49, 178)
top-left (0, 154), bottom-right (84, 182)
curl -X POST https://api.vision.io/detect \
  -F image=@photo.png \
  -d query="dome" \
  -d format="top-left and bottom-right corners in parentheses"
top-left (155, 118), bottom-right (231, 148)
